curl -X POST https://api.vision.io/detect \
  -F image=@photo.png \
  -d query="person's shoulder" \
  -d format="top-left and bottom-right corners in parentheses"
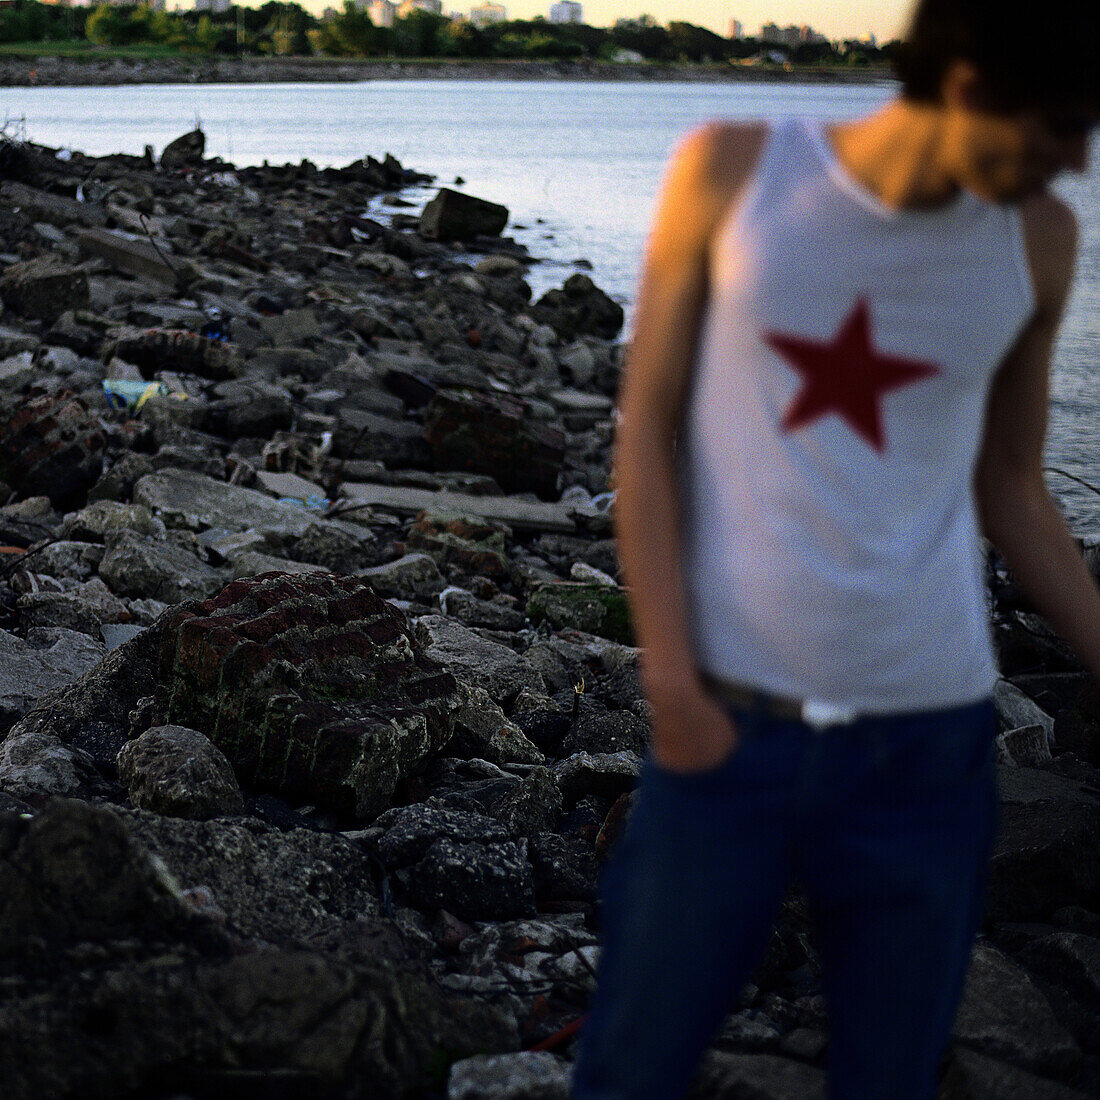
top-left (1020, 190), bottom-right (1078, 254)
top-left (670, 120), bottom-right (770, 197)
top-left (1019, 190), bottom-right (1079, 313)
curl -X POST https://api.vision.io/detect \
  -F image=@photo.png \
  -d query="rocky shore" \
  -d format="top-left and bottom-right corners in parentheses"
top-left (0, 53), bottom-right (896, 88)
top-left (0, 128), bottom-right (1098, 1099)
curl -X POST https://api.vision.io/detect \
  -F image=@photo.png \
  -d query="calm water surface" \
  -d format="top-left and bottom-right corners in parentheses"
top-left (3, 79), bottom-right (1097, 528)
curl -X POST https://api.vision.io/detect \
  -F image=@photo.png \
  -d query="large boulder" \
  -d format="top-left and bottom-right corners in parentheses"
top-left (155, 572), bottom-right (461, 819)
top-left (419, 187), bottom-right (508, 241)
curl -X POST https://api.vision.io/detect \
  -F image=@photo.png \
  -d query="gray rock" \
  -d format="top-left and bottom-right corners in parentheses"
top-left (334, 408), bottom-right (432, 467)
top-left (117, 725), bottom-right (244, 820)
top-left (558, 341), bottom-right (597, 388)
top-left (376, 804), bottom-right (512, 868)
top-left (688, 1051), bottom-right (828, 1099)
top-left (249, 344), bottom-right (329, 381)
top-left (448, 685), bottom-right (546, 766)
top-left (0, 607), bottom-right (181, 776)
top-left (0, 628), bottom-right (107, 732)
top-left (87, 452), bottom-right (156, 503)
top-left (953, 942), bottom-right (1079, 1074)
top-left (996, 724), bottom-right (1052, 767)
top-left (101, 623), bottom-right (147, 650)
top-left (560, 709), bottom-right (650, 757)
top-left (990, 765), bottom-right (1100, 922)
top-left (994, 680), bottom-right (1055, 744)
top-left (134, 467), bottom-right (317, 535)
top-left (359, 553), bottom-right (445, 601)
top-left (942, 1046), bottom-right (1091, 1100)
top-left (419, 187), bottom-right (508, 241)
top-left (99, 529), bottom-right (224, 604)
top-left (290, 521), bottom-right (376, 572)
top-left (489, 766), bottom-right (562, 835)
top-left (16, 579), bottom-right (130, 635)
top-left (440, 588), bottom-right (526, 631)
top-left (528, 831), bottom-right (599, 904)
top-left (118, 805), bottom-right (383, 943)
top-left (26, 539), bottom-right (104, 581)
top-left (0, 256), bottom-right (89, 321)
top-left (0, 727), bottom-right (102, 801)
top-left (59, 500), bottom-right (167, 543)
top-left (0, 351), bottom-right (35, 388)
top-left (78, 227), bottom-right (194, 288)
top-left (403, 836), bottom-right (535, 921)
top-left (230, 550), bottom-right (326, 580)
top-left (553, 751), bottom-right (642, 807)
top-left (415, 614), bottom-right (545, 702)
top-left (1018, 932), bottom-right (1100, 1015)
top-left (258, 306), bottom-right (320, 346)
top-left (447, 1052), bottom-right (571, 1100)
top-left (0, 325), bottom-right (38, 358)
top-left (339, 480), bottom-right (576, 534)
top-left (159, 127), bottom-right (204, 169)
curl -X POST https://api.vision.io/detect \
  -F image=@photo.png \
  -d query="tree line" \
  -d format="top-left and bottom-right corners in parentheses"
top-left (0, 1), bottom-right (892, 66)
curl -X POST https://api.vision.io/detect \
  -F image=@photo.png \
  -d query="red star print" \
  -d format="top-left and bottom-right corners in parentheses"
top-left (764, 299), bottom-right (939, 453)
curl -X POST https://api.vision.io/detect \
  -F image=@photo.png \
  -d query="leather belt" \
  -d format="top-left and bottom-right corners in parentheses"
top-left (701, 673), bottom-right (860, 731)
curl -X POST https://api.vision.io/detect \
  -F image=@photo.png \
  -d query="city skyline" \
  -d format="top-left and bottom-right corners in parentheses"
top-left (190, 1), bottom-right (912, 43)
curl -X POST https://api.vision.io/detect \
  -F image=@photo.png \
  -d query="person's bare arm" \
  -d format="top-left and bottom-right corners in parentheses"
top-left (975, 192), bottom-right (1100, 681)
top-left (614, 122), bottom-right (767, 773)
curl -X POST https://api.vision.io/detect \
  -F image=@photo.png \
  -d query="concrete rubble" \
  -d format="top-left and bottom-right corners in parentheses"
top-left (0, 129), bottom-right (1099, 1098)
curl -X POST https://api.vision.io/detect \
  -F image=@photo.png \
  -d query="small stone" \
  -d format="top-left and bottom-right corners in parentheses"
top-left (447, 1052), bottom-right (571, 1100)
top-left (996, 724), bottom-right (1052, 767)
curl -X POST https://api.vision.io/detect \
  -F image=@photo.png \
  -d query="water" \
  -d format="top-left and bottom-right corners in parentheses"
top-left (3, 79), bottom-right (1098, 529)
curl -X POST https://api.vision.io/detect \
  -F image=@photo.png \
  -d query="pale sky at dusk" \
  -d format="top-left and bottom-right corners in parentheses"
top-left (284, 1), bottom-right (914, 44)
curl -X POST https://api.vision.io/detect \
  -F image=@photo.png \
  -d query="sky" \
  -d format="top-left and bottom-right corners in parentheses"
top-left (287, 2), bottom-right (914, 44)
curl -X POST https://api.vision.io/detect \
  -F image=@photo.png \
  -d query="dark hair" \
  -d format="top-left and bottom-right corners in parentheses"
top-left (895, 0), bottom-right (1100, 110)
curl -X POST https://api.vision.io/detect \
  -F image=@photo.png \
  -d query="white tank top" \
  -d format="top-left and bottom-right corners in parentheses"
top-left (680, 118), bottom-right (1035, 714)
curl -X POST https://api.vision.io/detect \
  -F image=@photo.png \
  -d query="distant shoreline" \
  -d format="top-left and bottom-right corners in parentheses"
top-left (0, 54), bottom-right (896, 89)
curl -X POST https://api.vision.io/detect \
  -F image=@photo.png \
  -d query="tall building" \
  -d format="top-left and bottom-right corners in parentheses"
top-left (549, 1), bottom-right (582, 25)
top-left (194, 0), bottom-right (232, 12)
top-left (396, 0), bottom-right (442, 16)
top-left (469, 2), bottom-right (506, 28)
top-left (728, 18), bottom-right (743, 40)
top-left (367, 0), bottom-right (396, 26)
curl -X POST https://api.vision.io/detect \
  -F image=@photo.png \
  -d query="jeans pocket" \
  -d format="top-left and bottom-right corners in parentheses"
top-left (874, 699), bottom-right (996, 796)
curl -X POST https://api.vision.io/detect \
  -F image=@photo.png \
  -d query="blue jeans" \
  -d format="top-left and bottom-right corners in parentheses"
top-left (571, 699), bottom-right (998, 1100)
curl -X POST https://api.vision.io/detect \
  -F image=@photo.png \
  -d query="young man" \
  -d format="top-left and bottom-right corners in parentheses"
top-left (571, 3), bottom-right (1100, 1098)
